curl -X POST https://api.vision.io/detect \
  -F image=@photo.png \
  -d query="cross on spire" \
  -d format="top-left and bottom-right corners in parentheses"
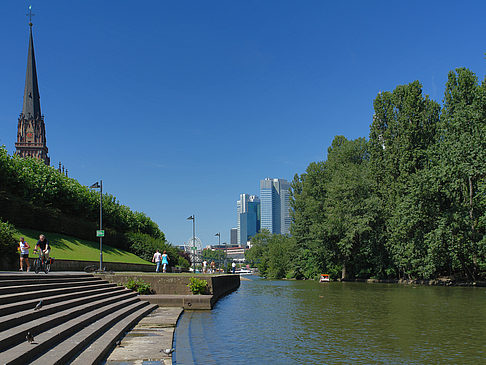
top-left (26, 5), bottom-right (35, 26)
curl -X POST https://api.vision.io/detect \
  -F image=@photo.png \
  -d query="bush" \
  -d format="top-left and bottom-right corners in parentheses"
top-left (125, 279), bottom-right (152, 295)
top-left (0, 146), bottom-right (164, 246)
top-left (187, 277), bottom-right (208, 295)
top-left (125, 232), bottom-right (183, 266)
top-left (0, 220), bottom-right (18, 258)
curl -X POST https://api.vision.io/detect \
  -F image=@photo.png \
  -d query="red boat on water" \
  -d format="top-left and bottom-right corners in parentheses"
top-left (319, 274), bottom-right (330, 282)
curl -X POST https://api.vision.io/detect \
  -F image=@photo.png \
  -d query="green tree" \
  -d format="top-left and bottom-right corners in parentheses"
top-left (369, 81), bottom-right (441, 278)
top-left (432, 68), bottom-right (486, 280)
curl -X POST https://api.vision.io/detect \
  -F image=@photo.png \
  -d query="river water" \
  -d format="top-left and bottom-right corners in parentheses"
top-left (173, 277), bottom-right (486, 364)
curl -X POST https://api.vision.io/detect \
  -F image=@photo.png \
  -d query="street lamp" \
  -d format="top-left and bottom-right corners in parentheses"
top-left (90, 180), bottom-right (103, 271)
top-left (215, 232), bottom-right (220, 270)
top-left (187, 215), bottom-right (195, 273)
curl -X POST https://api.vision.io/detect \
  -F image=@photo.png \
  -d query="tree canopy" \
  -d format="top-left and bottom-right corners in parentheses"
top-left (247, 68), bottom-right (486, 281)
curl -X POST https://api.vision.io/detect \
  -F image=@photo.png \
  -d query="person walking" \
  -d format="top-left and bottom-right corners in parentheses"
top-left (152, 249), bottom-right (162, 273)
top-left (161, 250), bottom-right (169, 273)
top-left (18, 237), bottom-right (30, 272)
top-left (202, 260), bottom-right (207, 273)
top-left (232, 261), bottom-right (236, 274)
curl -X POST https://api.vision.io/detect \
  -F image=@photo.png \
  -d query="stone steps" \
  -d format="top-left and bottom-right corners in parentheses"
top-left (0, 282), bottom-right (119, 316)
top-left (0, 272), bottom-right (157, 364)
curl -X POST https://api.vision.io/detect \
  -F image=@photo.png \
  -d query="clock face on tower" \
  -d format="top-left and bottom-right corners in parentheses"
top-left (26, 132), bottom-right (34, 142)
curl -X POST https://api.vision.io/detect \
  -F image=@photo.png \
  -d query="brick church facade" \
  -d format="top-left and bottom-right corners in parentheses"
top-left (15, 20), bottom-right (50, 165)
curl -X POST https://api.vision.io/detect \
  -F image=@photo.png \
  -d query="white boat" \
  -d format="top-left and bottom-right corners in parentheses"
top-left (235, 269), bottom-right (253, 275)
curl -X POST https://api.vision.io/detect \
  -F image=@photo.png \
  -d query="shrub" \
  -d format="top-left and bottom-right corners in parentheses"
top-left (125, 279), bottom-right (152, 295)
top-left (125, 232), bottom-right (183, 266)
top-left (187, 277), bottom-right (208, 295)
top-left (0, 220), bottom-right (18, 259)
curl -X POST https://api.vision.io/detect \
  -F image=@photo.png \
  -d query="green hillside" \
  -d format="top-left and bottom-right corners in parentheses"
top-left (14, 228), bottom-right (152, 265)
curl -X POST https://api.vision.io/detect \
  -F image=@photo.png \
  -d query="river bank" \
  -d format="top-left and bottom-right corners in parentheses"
top-left (341, 277), bottom-right (486, 287)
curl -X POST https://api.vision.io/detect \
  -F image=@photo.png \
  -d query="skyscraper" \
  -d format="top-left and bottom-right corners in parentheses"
top-left (230, 228), bottom-right (238, 245)
top-left (15, 17), bottom-right (50, 165)
top-left (237, 194), bottom-right (260, 246)
top-left (260, 178), bottom-right (291, 235)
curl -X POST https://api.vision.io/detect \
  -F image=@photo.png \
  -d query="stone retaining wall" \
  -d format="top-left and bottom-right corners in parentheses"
top-left (0, 257), bottom-right (155, 272)
top-left (96, 273), bottom-right (240, 298)
top-left (51, 259), bottom-right (155, 272)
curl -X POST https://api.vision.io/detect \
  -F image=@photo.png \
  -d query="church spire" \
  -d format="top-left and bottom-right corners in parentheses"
top-left (15, 6), bottom-right (50, 166)
top-left (22, 19), bottom-right (41, 120)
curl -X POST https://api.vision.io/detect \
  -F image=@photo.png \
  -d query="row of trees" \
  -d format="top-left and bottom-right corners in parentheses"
top-left (247, 68), bottom-right (486, 281)
top-left (0, 148), bottom-right (162, 239)
top-left (0, 148), bottom-right (192, 267)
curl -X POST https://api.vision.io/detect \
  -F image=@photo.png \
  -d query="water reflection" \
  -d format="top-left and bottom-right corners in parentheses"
top-left (174, 278), bottom-right (486, 364)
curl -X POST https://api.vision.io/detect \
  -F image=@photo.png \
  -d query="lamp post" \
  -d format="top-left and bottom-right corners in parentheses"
top-left (215, 232), bottom-right (220, 269)
top-left (187, 215), bottom-right (195, 272)
top-left (90, 180), bottom-right (103, 271)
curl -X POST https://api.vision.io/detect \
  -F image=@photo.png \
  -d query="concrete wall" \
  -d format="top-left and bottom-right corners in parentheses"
top-left (96, 273), bottom-right (240, 298)
top-left (50, 259), bottom-right (155, 272)
top-left (0, 257), bottom-right (155, 273)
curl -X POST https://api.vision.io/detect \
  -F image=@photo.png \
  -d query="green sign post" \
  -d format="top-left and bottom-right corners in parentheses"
top-left (96, 230), bottom-right (105, 237)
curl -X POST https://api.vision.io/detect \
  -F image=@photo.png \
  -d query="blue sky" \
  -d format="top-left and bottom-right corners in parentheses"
top-left (1, 1), bottom-right (485, 247)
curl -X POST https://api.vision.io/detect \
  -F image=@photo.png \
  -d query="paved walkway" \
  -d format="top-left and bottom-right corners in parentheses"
top-left (105, 307), bottom-right (183, 365)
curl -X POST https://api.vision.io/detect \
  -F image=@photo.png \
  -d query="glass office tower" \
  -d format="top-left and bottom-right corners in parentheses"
top-left (237, 194), bottom-right (260, 246)
top-left (260, 178), bottom-right (291, 235)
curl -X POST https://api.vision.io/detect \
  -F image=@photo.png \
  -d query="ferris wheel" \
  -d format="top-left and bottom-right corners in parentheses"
top-left (184, 236), bottom-right (203, 252)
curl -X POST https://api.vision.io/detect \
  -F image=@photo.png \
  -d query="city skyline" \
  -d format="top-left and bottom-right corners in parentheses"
top-left (1, 1), bottom-right (485, 247)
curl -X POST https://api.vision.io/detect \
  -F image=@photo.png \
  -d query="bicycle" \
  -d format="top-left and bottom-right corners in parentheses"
top-left (33, 250), bottom-right (51, 274)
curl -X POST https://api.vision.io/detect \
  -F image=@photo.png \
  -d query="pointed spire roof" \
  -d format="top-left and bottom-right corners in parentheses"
top-left (22, 22), bottom-right (41, 119)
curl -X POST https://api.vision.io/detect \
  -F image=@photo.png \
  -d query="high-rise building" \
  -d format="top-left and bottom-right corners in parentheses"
top-left (260, 178), bottom-right (291, 235)
top-left (15, 18), bottom-right (50, 165)
top-left (230, 228), bottom-right (238, 245)
top-left (236, 194), bottom-right (260, 246)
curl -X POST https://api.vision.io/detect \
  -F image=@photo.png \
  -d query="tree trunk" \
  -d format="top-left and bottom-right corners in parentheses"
top-left (469, 176), bottom-right (474, 226)
top-left (341, 261), bottom-right (347, 280)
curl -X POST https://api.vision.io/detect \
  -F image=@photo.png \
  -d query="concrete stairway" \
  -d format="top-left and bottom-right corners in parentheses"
top-left (0, 272), bottom-right (158, 364)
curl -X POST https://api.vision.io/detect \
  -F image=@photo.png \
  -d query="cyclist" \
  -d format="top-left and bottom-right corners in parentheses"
top-left (35, 234), bottom-right (50, 261)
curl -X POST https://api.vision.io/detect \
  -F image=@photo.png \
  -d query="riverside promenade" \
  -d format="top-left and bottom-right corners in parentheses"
top-left (105, 307), bottom-right (182, 364)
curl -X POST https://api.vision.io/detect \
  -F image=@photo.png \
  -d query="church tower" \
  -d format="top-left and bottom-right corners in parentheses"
top-left (15, 16), bottom-right (50, 165)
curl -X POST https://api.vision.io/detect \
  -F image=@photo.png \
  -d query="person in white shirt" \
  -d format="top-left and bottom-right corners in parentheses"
top-left (232, 261), bottom-right (236, 274)
top-left (18, 237), bottom-right (30, 272)
top-left (152, 249), bottom-right (162, 273)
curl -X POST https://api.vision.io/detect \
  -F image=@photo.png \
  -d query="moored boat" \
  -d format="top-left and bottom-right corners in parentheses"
top-left (319, 274), bottom-right (330, 282)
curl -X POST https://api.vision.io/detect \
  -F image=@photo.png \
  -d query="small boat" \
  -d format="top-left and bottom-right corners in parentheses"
top-left (235, 269), bottom-right (252, 275)
top-left (319, 274), bottom-right (330, 282)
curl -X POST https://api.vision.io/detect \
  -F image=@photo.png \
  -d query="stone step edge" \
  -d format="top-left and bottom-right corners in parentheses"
top-left (0, 279), bottom-right (110, 295)
top-left (0, 281), bottom-right (117, 305)
top-left (71, 303), bottom-right (159, 365)
top-left (0, 286), bottom-right (133, 333)
top-left (0, 290), bottom-right (137, 352)
top-left (1, 296), bottom-right (142, 365)
top-left (30, 300), bottom-right (152, 365)
top-left (0, 276), bottom-right (101, 287)
top-left (0, 284), bottom-right (125, 317)
top-left (0, 273), bottom-right (94, 280)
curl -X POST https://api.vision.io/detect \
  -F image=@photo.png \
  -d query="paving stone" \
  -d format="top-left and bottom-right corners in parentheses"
top-left (106, 307), bottom-right (182, 364)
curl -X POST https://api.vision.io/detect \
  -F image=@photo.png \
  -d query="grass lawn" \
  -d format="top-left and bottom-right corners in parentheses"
top-left (14, 228), bottom-right (152, 265)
